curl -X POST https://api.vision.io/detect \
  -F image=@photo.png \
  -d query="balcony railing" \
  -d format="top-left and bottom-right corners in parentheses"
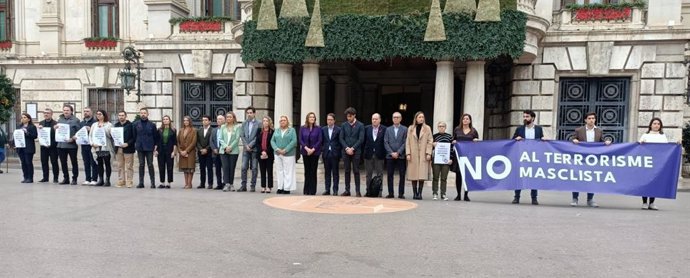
top-left (553, 7), bottom-right (645, 30)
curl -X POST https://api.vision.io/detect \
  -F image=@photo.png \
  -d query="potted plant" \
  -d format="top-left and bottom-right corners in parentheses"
top-left (567, 0), bottom-right (646, 22)
top-left (84, 37), bottom-right (118, 49)
top-left (170, 16), bottom-right (234, 33)
top-left (0, 40), bottom-right (11, 50)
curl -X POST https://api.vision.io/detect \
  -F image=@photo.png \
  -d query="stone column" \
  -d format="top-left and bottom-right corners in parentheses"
top-left (433, 61), bottom-right (454, 133)
top-left (275, 64), bottom-right (293, 124)
top-left (36, 0), bottom-right (63, 56)
top-left (300, 63), bottom-right (320, 125)
top-left (332, 76), bottom-right (350, 118)
top-left (463, 61), bottom-right (486, 139)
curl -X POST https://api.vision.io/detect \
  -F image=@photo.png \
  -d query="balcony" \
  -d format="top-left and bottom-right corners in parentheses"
top-left (170, 18), bottom-right (241, 40)
top-left (553, 6), bottom-right (646, 31)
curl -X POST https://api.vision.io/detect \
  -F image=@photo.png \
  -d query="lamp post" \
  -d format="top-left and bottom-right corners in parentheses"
top-left (120, 46), bottom-right (142, 103)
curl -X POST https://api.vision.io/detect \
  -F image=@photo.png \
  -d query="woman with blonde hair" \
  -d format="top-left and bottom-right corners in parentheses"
top-left (155, 115), bottom-right (177, 189)
top-left (258, 115), bottom-right (275, 193)
top-left (219, 111), bottom-right (241, 192)
top-left (405, 111), bottom-right (433, 200)
top-left (271, 115), bottom-right (297, 194)
top-left (178, 116), bottom-right (198, 189)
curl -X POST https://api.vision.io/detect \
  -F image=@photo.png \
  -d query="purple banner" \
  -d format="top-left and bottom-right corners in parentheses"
top-left (455, 140), bottom-right (682, 199)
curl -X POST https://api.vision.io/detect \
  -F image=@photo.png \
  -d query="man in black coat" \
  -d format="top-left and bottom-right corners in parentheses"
top-left (133, 108), bottom-right (159, 189)
top-left (363, 113), bottom-right (386, 197)
top-left (321, 113), bottom-right (341, 195)
top-left (196, 115), bottom-right (215, 189)
top-left (79, 107), bottom-right (98, 185)
top-left (339, 107), bottom-right (365, 197)
top-left (38, 108), bottom-right (59, 183)
top-left (114, 111), bottom-right (136, 188)
top-left (512, 110), bottom-right (544, 205)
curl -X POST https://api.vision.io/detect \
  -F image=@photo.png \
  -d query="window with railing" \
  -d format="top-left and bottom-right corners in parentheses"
top-left (88, 88), bottom-right (124, 122)
top-left (92, 0), bottom-right (119, 37)
top-left (0, 0), bottom-right (13, 41)
top-left (203, 0), bottom-right (240, 19)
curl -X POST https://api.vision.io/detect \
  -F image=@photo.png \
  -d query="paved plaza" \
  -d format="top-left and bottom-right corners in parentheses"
top-left (0, 168), bottom-right (689, 277)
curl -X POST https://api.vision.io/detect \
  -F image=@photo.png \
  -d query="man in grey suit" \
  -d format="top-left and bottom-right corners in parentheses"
top-left (570, 112), bottom-right (611, 207)
top-left (239, 107), bottom-right (260, 192)
top-left (384, 112), bottom-right (408, 199)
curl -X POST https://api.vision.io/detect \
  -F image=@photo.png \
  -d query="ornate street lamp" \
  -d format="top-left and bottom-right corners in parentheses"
top-left (120, 46), bottom-right (142, 102)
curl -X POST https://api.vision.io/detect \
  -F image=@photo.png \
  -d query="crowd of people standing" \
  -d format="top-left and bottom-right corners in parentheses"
top-left (3, 105), bottom-right (678, 210)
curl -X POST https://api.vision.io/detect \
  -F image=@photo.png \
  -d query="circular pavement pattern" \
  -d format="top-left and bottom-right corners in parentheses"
top-left (263, 196), bottom-right (418, 214)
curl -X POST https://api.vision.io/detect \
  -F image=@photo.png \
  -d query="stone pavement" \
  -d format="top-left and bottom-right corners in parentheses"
top-left (1, 169), bottom-right (689, 277)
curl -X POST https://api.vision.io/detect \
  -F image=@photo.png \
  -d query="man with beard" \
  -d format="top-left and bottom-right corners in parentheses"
top-left (570, 112), bottom-right (611, 207)
top-left (79, 107), bottom-right (98, 185)
top-left (38, 108), bottom-right (60, 183)
top-left (133, 108), bottom-right (159, 189)
top-left (239, 107), bottom-right (259, 192)
top-left (56, 105), bottom-right (81, 185)
top-left (512, 110), bottom-right (544, 205)
top-left (114, 111), bottom-right (136, 188)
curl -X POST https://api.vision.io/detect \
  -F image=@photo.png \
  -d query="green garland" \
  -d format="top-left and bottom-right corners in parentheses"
top-left (241, 10), bottom-right (526, 63)
top-left (566, 0), bottom-right (646, 10)
top-left (0, 74), bottom-right (16, 124)
top-left (168, 16), bottom-right (236, 25)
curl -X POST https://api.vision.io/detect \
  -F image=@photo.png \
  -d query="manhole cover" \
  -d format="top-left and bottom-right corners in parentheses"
top-left (263, 196), bottom-right (418, 214)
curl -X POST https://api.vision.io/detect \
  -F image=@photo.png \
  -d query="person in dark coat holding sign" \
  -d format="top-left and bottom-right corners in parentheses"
top-left (38, 108), bottom-right (59, 183)
top-left (512, 110), bottom-right (544, 205)
top-left (16, 113), bottom-right (38, 183)
top-left (570, 112), bottom-right (611, 208)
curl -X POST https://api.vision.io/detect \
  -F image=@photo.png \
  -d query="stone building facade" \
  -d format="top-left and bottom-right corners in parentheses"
top-left (0, 0), bottom-right (689, 147)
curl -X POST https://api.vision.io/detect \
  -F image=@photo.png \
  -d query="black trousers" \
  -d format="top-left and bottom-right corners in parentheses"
top-left (97, 155), bottom-right (112, 182)
top-left (138, 151), bottom-right (155, 186)
top-left (18, 149), bottom-right (34, 181)
top-left (214, 155), bottom-right (223, 187)
top-left (323, 156), bottom-right (340, 194)
top-left (58, 148), bottom-right (78, 181)
top-left (40, 146), bottom-right (59, 181)
top-left (198, 151), bottom-right (214, 186)
top-left (386, 158), bottom-right (407, 195)
top-left (343, 153), bottom-right (361, 193)
top-left (302, 155), bottom-right (319, 195)
top-left (221, 154), bottom-right (239, 185)
top-left (158, 149), bottom-right (174, 183)
top-left (258, 158), bottom-right (274, 189)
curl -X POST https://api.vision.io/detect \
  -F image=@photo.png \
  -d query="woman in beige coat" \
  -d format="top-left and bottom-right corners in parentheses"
top-left (177, 116), bottom-right (198, 189)
top-left (405, 111), bottom-right (433, 200)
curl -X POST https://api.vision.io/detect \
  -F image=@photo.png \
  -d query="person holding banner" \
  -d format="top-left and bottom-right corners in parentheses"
top-left (639, 117), bottom-right (677, 210)
top-left (210, 114), bottom-right (226, 190)
top-left (16, 113), bottom-right (37, 183)
top-left (79, 107), bottom-right (98, 185)
top-left (432, 121), bottom-right (453, 201)
top-left (406, 111), bottom-right (433, 200)
top-left (512, 110), bottom-right (543, 205)
top-left (38, 108), bottom-right (59, 183)
top-left (178, 116), bottom-right (197, 189)
top-left (56, 105), bottom-right (81, 185)
top-left (90, 110), bottom-right (114, 187)
top-left (452, 114), bottom-right (479, 201)
top-left (570, 112), bottom-right (611, 207)
top-left (384, 112), bottom-right (407, 199)
top-left (114, 111), bottom-right (135, 188)
top-left (156, 115), bottom-right (177, 189)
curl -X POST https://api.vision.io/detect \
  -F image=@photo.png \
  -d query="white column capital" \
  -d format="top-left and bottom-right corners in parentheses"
top-left (276, 63), bottom-right (293, 71)
top-left (466, 60), bottom-right (486, 66)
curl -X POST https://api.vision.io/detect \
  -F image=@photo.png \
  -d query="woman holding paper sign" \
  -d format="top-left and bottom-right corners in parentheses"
top-left (177, 116), bottom-right (198, 189)
top-left (431, 121), bottom-right (454, 201)
top-left (156, 116), bottom-right (177, 189)
top-left (90, 110), bottom-right (113, 187)
top-left (452, 114), bottom-right (479, 201)
top-left (16, 113), bottom-right (37, 183)
top-left (638, 118), bottom-right (679, 210)
top-left (405, 111), bottom-right (433, 200)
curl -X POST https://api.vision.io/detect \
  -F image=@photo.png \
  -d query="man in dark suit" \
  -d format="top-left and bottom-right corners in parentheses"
top-left (196, 115), bottom-right (215, 189)
top-left (339, 107), bottom-right (365, 197)
top-left (570, 112), bottom-right (611, 207)
top-left (38, 108), bottom-right (59, 183)
top-left (512, 110), bottom-right (544, 205)
top-left (363, 113), bottom-right (386, 197)
top-left (321, 113), bottom-right (341, 195)
top-left (384, 112), bottom-right (407, 199)
top-left (210, 114), bottom-right (225, 190)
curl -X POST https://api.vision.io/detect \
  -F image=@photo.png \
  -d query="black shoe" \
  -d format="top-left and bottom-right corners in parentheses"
top-left (237, 187), bottom-right (247, 192)
top-left (70, 180), bottom-right (78, 185)
top-left (283, 191), bottom-right (291, 194)
top-left (59, 179), bottom-right (70, 185)
top-left (214, 185), bottom-right (223, 190)
top-left (512, 197), bottom-right (520, 204)
top-left (165, 185), bottom-right (171, 189)
top-left (340, 191), bottom-right (351, 197)
top-left (197, 185), bottom-right (205, 189)
top-left (20, 180), bottom-right (27, 183)
top-left (39, 179), bottom-right (49, 183)
top-left (385, 194), bottom-right (394, 198)
top-left (464, 192), bottom-right (471, 202)
top-left (532, 199), bottom-right (539, 205)
top-left (96, 181), bottom-right (104, 186)
top-left (157, 185), bottom-right (165, 189)
top-left (454, 196), bottom-right (462, 201)
top-left (150, 185), bottom-right (156, 189)
top-left (322, 191), bottom-right (331, 196)
top-left (136, 184), bottom-right (145, 188)
top-left (104, 181), bottom-right (111, 187)
top-left (53, 179), bottom-right (59, 184)
top-left (25, 180), bottom-right (33, 183)
top-left (277, 189), bottom-right (284, 194)
top-left (250, 187), bottom-right (256, 192)
top-left (398, 195), bottom-right (405, 199)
